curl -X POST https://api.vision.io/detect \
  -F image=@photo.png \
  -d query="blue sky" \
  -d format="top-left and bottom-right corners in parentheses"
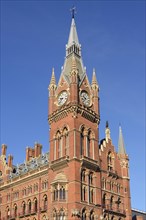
top-left (1, 0), bottom-right (145, 211)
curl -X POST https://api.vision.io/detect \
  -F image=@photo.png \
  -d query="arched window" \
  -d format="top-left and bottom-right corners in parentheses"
top-left (56, 131), bottom-right (62, 158)
top-left (117, 197), bottom-right (121, 210)
top-left (89, 188), bottom-right (94, 203)
top-left (28, 200), bottom-right (31, 214)
top-left (81, 170), bottom-right (86, 182)
top-left (59, 208), bottom-right (65, 220)
top-left (43, 195), bottom-right (47, 210)
top-left (110, 196), bottom-right (114, 210)
top-left (87, 131), bottom-right (92, 157)
top-left (22, 202), bottom-right (26, 215)
top-left (14, 204), bottom-right (17, 217)
top-left (34, 198), bottom-right (37, 212)
top-left (63, 127), bottom-right (69, 156)
top-left (82, 186), bottom-right (86, 201)
top-left (80, 127), bottom-right (84, 156)
top-left (90, 210), bottom-right (94, 220)
top-left (6, 207), bottom-right (10, 218)
top-left (102, 194), bottom-right (106, 208)
top-left (53, 186), bottom-right (58, 201)
top-left (59, 186), bottom-right (66, 200)
top-left (89, 173), bottom-right (93, 185)
top-left (53, 208), bottom-right (57, 220)
top-left (82, 208), bottom-right (86, 220)
top-left (107, 152), bottom-right (113, 171)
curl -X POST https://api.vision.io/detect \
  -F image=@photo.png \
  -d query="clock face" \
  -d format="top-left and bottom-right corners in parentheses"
top-left (80, 91), bottom-right (90, 106)
top-left (57, 91), bottom-right (68, 106)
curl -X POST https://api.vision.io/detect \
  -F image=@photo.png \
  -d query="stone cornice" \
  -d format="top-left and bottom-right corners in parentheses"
top-left (48, 103), bottom-right (100, 124)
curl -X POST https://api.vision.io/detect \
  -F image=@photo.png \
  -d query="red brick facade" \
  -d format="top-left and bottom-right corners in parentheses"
top-left (0, 16), bottom-right (132, 220)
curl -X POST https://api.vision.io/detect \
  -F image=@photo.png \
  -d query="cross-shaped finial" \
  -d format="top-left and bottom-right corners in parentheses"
top-left (70, 6), bottom-right (76, 18)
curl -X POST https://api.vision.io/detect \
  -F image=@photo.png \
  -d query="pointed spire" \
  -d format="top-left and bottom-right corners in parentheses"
top-left (91, 68), bottom-right (99, 91)
top-left (49, 68), bottom-right (57, 90)
top-left (92, 68), bottom-right (98, 85)
top-left (118, 126), bottom-right (126, 154)
top-left (105, 120), bottom-right (111, 141)
top-left (67, 17), bottom-right (80, 47)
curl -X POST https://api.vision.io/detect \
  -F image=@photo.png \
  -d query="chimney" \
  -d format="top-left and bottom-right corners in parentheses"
top-left (8, 155), bottom-right (13, 168)
top-left (34, 143), bottom-right (42, 158)
top-left (1, 144), bottom-right (7, 156)
top-left (26, 147), bottom-right (35, 161)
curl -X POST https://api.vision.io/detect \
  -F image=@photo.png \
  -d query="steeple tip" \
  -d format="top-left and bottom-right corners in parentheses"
top-left (49, 68), bottom-right (57, 90)
top-left (92, 68), bottom-right (98, 85)
top-left (70, 6), bottom-right (76, 19)
top-left (118, 125), bottom-right (126, 154)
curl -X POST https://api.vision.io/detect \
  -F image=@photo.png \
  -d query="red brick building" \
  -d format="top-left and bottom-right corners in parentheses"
top-left (0, 14), bottom-right (132, 220)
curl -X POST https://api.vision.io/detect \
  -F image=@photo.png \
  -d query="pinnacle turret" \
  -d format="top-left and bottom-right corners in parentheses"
top-left (105, 121), bottom-right (111, 141)
top-left (49, 68), bottom-right (57, 90)
top-left (91, 68), bottom-right (99, 90)
top-left (118, 126), bottom-right (126, 154)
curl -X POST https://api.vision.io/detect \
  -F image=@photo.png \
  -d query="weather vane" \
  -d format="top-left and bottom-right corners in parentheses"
top-left (70, 6), bottom-right (76, 18)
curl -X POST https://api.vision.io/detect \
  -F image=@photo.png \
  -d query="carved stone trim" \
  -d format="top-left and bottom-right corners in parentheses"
top-left (80, 155), bottom-right (100, 172)
top-left (50, 156), bottom-right (69, 171)
top-left (48, 104), bottom-right (100, 124)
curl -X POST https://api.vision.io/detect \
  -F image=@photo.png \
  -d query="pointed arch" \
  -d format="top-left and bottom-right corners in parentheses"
top-left (13, 203), bottom-right (17, 217)
top-left (56, 130), bottom-right (62, 158)
top-left (62, 126), bottom-right (69, 156)
top-left (33, 197), bottom-right (38, 213)
top-left (22, 201), bottom-right (26, 215)
top-left (81, 207), bottom-right (87, 220)
top-left (80, 125), bottom-right (85, 156)
top-left (43, 194), bottom-right (48, 210)
top-left (28, 199), bottom-right (31, 214)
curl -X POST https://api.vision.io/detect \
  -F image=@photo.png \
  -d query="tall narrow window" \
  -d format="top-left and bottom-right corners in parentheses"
top-left (82, 209), bottom-right (86, 220)
top-left (107, 152), bottom-right (113, 171)
top-left (102, 194), bottom-right (106, 208)
top-left (87, 135), bottom-right (90, 157)
top-left (63, 127), bottom-right (69, 156)
top-left (80, 128), bottom-right (84, 156)
top-left (110, 196), bottom-right (114, 210)
top-left (34, 198), bottom-right (37, 212)
top-left (22, 202), bottom-right (26, 215)
top-left (43, 195), bottom-right (47, 210)
top-left (28, 200), bottom-right (31, 214)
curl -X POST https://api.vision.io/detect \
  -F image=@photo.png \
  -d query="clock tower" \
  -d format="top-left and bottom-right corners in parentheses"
top-left (47, 12), bottom-right (131, 220)
top-left (48, 14), bottom-right (101, 219)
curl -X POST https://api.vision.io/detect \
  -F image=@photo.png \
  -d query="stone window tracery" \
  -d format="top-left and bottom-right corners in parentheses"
top-left (53, 184), bottom-right (66, 201)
